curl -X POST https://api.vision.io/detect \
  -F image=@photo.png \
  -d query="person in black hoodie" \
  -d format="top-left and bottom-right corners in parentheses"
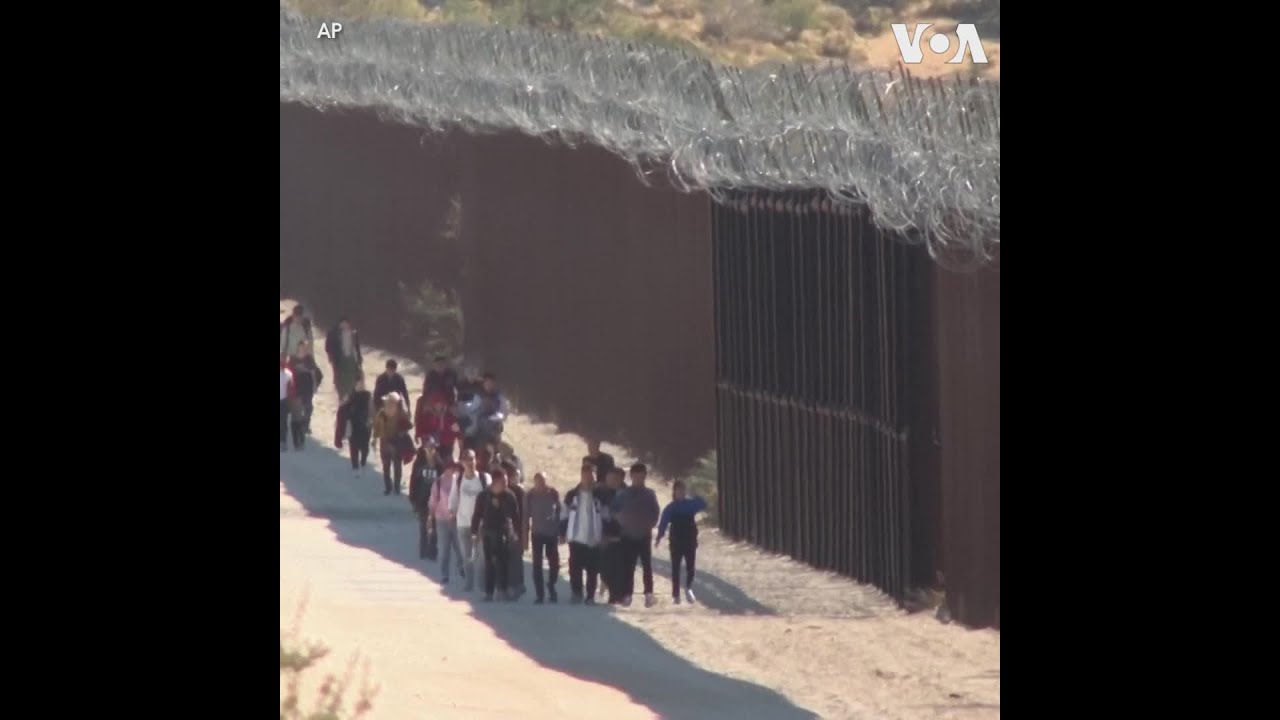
top-left (409, 444), bottom-right (444, 559)
top-left (373, 359), bottom-right (410, 413)
top-left (595, 467), bottom-right (626, 604)
top-left (336, 377), bottom-right (373, 470)
top-left (586, 439), bottom-right (616, 487)
top-left (502, 460), bottom-right (528, 599)
top-left (470, 470), bottom-right (521, 602)
top-left (290, 341), bottom-right (323, 438)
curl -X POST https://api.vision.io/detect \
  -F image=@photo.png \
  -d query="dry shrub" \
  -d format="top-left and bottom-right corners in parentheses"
top-left (699, 0), bottom-right (780, 44)
top-left (770, 0), bottom-right (820, 42)
top-left (286, 0), bottom-right (428, 21)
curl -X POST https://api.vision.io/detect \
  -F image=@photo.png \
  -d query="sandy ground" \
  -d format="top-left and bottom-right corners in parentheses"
top-left (280, 300), bottom-right (1000, 719)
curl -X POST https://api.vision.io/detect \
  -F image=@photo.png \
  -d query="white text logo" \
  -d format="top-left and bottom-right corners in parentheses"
top-left (891, 23), bottom-right (988, 64)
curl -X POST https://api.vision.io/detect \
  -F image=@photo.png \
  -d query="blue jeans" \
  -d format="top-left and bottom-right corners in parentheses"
top-left (437, 518), bottom-right (464, 578)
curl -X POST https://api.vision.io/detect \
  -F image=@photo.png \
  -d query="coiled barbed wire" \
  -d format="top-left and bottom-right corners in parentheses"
top-left (280, 5), bottom-right (1000, 262)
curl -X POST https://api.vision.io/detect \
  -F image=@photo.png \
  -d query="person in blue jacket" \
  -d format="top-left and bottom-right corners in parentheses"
top-left (654, 480), bottom-right (708, 605)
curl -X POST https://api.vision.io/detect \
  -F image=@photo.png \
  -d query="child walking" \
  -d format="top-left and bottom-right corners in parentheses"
top-left (654, 480), bottom-right (708, 604)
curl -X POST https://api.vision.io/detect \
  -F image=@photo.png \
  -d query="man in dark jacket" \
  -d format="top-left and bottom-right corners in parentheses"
top-left (654, 479), bottom-right (708, 605)
top-left (503, 460), bottom-right (528, 599)
top-left (586, 439), bottom-right (616, 487)
top-left (470, 470), bottom-right (521, 602)
top-left (335, 377), bottom-right (373, 470)
top-left (424, 356), bottom-right (458, 406)
top-left (595, 467), bottom-right (626, 604)
top-left (612, 463), bottom-right (661, 608)
top-left (325, 317), bottom-right (364, 400)
top-left (373, 359), bottom-right (410, 413)
top-left (287, 344), bottom-right (322, 449)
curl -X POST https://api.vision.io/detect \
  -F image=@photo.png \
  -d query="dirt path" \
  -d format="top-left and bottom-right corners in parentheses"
top-left (280, 301), bottom-right (999, 719)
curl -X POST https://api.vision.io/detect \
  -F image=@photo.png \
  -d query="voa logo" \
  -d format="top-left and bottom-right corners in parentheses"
top-left (891, 23), bottom-right (989, 65)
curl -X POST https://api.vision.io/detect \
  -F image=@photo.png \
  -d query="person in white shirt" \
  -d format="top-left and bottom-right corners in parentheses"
top-left (447, 448), bottom-right (490, 592)
top-left (279, 355), bottom-right (294, 451)
top-left (560, 462), bottom-right (605, 605)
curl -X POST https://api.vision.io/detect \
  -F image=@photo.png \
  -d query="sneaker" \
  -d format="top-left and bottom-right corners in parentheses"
top-left (383, 489), bottom-right (391, 496)
top-left (685, 589), bottom-right (697, 604)
top-left (621, 596), bottom-right (633, 608)
top-left (548, 589), bottom-right (558, 603)
top-left (584, 597), bottom-right (596, 606)
top-left (570, 595), bottom-right (583, 606)
top-left (534, 597), bottom-right (544, 605)
top-left (673, 594), bottom-right (682, 605)
top-left (644, 594), bottom-right (657, 608)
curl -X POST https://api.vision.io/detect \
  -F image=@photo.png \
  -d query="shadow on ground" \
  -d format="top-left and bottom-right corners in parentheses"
top-left (281, 442), bottom-right (817, 720)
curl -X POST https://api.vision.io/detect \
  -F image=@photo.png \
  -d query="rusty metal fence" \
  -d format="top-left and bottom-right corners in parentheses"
top-left (281, 102), bottom-right (999, 628)
top-left (713, 191), bottom-right (923, 601)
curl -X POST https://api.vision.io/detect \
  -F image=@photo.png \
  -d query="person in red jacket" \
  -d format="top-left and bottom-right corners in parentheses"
top-left (415, 394), bottom-right (461, 463)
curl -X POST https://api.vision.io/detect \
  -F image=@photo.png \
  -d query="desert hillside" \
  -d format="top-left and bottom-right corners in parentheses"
top-left (288, 0), bottom-right (1000, 76)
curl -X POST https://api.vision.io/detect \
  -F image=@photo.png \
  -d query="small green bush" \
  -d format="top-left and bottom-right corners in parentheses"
top-left (685, 450), bottom-right (719, 525)
top-left (771, 0), bottom-right (820, 41)
top-left (280, 629), bottom-right (374, 720)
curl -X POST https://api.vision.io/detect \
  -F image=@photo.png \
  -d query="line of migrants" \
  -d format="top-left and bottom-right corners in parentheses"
top-left (280, 304), bottom-right (708, 606)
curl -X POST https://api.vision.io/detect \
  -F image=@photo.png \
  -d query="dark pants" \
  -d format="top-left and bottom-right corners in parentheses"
top-left (290, 414), bottom-right (307, 449)
top-left (438, 442), bottom-right (455, 464)
top-left (279, 399), bottom-right (290, 447)
top-left (532, 534), bottom-right (560, 599)
top-left (300, 394), bottom-right (314, 432)
top-left (619, 535), bottom-right (654, 598)
top-left (483, 533), bottom-right (511, 597)
top-left (600, 540), bottom-right (622, 602)
top-left (671, 543), bottom-right (697, 595)
top-left (418, 514), bottom-right (432, 558)
top-left (568, 542), bottom-right (598, 599)
top-left (508, 542), bottom-right (525, 594)
top-left (382, 454), bottom-right (403, 493)
top-left (349, 426), bottom-right (370, 468)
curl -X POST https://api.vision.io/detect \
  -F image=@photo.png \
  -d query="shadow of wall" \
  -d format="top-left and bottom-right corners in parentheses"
top-left (280, 103), bottom-right (715, 474)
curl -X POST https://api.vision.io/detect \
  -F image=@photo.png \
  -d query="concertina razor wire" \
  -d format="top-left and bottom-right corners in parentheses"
top-left (279, 5), bottom-right (1000, 262)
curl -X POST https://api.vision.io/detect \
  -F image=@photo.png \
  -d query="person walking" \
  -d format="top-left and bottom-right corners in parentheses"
top-left (526, 472), bottom-right (562, 604)
top-left (410, 444), bottom-right (444, 559)
top-left (424, 355), bottom-right (458, 406)
top-left (448, 449), bottom-right (490, 592)
top-left (654, 479), bottom-right (708, 604)
top-left (612, 463), bottom-right (661, 608)
top-left (280, 354), bottom-right (294, 452)
top-left (585, 439), bottom-right (616, 487)
top-left (373, 359), bottom-right (410, 413)
top-left (560, 462), bottom-right (605, 605)
top-left (324, 317), bottom-right (364, 399)
top-left (372, 393), bottom-right (414, 496)
top-left (503, 460), bottom-right (528, 599)
top-left (280, 304), bottom-right (314, 359)
top-left (335, 377), bottom-right (373, 471)
top-left (289, 341), bottom-right (323, 436)
top-left (470, 470), bottom-right (520, 602)
top-left (595, 467), bottom-right (625, 604)
top-left (430, 462), bottom-right (465, 584)
top-left (415, 394), bottom-right (461, 463)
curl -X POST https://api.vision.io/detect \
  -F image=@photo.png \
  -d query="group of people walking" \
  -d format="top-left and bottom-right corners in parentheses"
top-left (280, 304), bottom-right (709, 606)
